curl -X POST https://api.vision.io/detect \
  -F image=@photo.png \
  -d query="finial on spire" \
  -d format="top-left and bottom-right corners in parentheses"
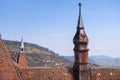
top-left (79, 3), bottom-right (81, 7)
top-left (79, 3), bottom-right (82, 6)
top-left (79, 3), bottom-right (81, 17)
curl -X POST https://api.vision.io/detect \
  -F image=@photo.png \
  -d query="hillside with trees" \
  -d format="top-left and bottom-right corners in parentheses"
top-left (3, 40), bottom-right (72, 67)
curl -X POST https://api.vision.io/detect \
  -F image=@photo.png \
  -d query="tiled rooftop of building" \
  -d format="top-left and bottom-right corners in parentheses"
top-left (18, 67), bottom-right (74, 80)
top-left (0, 38), bottom-right (20, 80)
top-left (91, 67), bottom-right (120, 80)
top-left (1, 36), bottom-right (120, 80)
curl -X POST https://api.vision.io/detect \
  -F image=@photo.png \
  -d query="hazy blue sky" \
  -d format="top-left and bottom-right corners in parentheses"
top-left (0, 0), bottom-right (120, 57)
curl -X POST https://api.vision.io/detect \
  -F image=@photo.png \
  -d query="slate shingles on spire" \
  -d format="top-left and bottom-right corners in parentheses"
top-left (77, 3), bottom-right (84, 29)
top-left (73, 3), bottom-right (88, 44)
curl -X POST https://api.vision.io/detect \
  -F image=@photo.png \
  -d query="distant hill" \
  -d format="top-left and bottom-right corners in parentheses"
top-left (64, 55), bottom-right (120, 67)
top-left (63, 56), bottom-right (100, 67)
top-left (90, 55), bottom-right (120, 67)
top-left (3, 40), bottom-right (72, 67)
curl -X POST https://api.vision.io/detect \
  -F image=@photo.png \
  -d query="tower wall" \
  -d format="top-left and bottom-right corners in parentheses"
top-left (74, 51), bottom-right (88, 63)
top-left (73, 3), bottom-right (91, 80)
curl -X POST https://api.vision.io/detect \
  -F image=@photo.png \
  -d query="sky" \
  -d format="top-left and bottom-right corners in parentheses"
top-left (0, 0), bottom-right (120, 57)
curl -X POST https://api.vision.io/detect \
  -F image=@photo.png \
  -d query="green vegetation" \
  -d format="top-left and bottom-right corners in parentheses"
top-left (3, 40), bottom-right (72, 67)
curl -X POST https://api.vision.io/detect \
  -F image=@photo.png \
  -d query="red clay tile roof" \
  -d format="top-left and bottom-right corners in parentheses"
top-left (18, 67), bottom-right (74, 80)
top-left (1, 37), bottom-right (120, 80)
top-left (18, 53), bottom-right (28, 67)
top-left (0, 38), bottom-right (21, 80)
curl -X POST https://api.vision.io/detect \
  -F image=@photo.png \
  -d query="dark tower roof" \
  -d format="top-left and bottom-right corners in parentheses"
top-left (73, 3), bottom-right (88, 44)
top-left (77, 3), bottom-right (84, 29)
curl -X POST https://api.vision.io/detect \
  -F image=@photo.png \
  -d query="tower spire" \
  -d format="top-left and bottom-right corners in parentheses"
top-left (73, 3), bottom-right (90, 80)
top-left (20, 38), bottom-right (24, 52)
top-left (77, 3), bottom-right (84, 29)
top-left (17, 38), bottom-right (27, 67)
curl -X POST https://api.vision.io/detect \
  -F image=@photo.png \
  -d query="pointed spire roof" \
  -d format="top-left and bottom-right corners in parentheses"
top-left (20, 38), bottom-right (24, 48)
top-left (73, 3), bottom-right (88, 44)
top-left (18, 38), bottom-right (27, 66)
top-left (77, 3), bottom-right (84, 29)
